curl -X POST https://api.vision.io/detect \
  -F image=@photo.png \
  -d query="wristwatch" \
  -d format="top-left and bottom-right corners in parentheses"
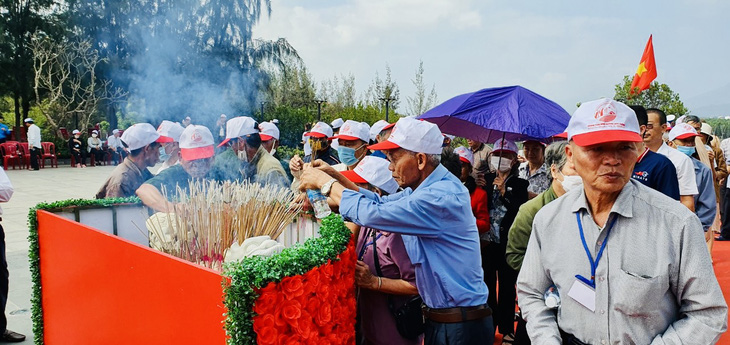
top-left (321, 178), bottom-right (338, 197)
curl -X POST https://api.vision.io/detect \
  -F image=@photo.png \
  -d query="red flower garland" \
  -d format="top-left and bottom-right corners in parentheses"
top-left (253, 240), bottom-right (356, 345)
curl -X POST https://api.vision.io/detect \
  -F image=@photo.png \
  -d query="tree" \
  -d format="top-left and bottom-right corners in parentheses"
top-left (406, 60), bottom-right (437, 116)
top-left (614, 75), bottom-right (689, 116)
top-left (67, 0), bottom-right (300, 124)
top-left (364, 64), bottom-right (400, 111)
top-left (0, 0), bottom-right (63, 139)
top-left (31, 35), bottom-right (126, 134)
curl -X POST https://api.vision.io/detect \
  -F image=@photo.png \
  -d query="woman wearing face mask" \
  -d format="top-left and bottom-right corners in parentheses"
top-left (156, 120), bottom-right (185, 174)
top-left (338, 156), bottom-right (420, 345)
top-left (330, 120), bottom-right (371, 171)
top-left (481, 138), bottom-right (528, 344)
top-left (68, 129), bottom-right (87, 168)
top-left (87, 130), bottom-right (104, 166)
top-left (504, 141), bottom-right (578, 344)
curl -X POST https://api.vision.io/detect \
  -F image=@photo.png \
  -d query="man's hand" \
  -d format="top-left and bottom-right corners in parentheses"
top-left (708, 150), bottom-right (716, 161)
top-left (312, 159), bottom-right (338, 178)
top-left (298, 164), bottom-right (332, 191)
top-left (290, 155), bottom-right (304, 179)
top-left (355, 260), bottom-right (378, 289)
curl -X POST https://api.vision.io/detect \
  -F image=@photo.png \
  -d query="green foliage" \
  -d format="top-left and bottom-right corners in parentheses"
top-left (613, 75), bottom-right (689, 116)
top-left (704, 118), bottom-right (730, 139)
top-left (222, 214), bottom-right (350, 345)
top-left (27, 197), bottom-right (141, 345)
top-left (275, 145), bottom-right (304, 160)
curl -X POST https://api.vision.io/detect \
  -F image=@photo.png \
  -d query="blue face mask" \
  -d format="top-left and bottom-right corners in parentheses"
top-left (159, 146), bottom-right (170, 162)
top-left (337, 145), bottom-right (365, 166)
top-left (676, 145), bottom-right (696, 157)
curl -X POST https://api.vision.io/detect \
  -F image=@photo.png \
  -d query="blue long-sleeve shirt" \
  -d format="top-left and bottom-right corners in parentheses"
top-left (691, 158), bottom-right (716, 232)
top-left (340, 164), bottom-right (488, 308)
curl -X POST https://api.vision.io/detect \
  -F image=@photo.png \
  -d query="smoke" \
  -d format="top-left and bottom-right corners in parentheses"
top-left (103, 0), bottom-right (267, 128)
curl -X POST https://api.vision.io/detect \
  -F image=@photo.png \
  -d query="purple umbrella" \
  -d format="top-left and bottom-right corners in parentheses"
top-left (417, 85), bottom-right (570, 143)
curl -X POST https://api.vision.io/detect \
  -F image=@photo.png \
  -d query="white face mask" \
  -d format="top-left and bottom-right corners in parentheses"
top-left (269, 147), bottom-right (276, 156)
top-left (559, 172), bottom-right (583, 193)
top-left (490, 156), bottom-right (513, 173)
top-left (92, 134), bottom-right (98, 138)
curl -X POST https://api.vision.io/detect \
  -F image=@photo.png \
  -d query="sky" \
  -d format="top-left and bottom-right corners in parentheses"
top-left (253, 0), bottom-right (730, 116)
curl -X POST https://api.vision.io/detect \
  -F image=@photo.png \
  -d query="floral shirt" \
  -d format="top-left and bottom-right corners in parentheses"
top-left (519, 162), bottom-right (550, 196)
top-left (485, 192), bottom-right (507, 244)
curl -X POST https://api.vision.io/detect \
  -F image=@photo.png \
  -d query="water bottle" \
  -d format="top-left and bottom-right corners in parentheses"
top-left (306, 189), bottom-right (332, 219)
top-left (544, 285), bottom-right (560, 309)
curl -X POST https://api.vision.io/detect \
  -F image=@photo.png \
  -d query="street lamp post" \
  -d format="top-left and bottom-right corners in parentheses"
top-left (379, 97), bottom-right (396, 122)
top-left (313, 99), bottom-right (326, 122)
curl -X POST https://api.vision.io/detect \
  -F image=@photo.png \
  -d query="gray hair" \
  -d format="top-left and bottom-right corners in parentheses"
top-left (544, 141), bottom-right (568, 182)
top-left (404, 149), bottom-right (441, 167)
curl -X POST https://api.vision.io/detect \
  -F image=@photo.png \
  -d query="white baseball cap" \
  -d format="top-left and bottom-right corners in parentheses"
top-left (668, 123), bottom-right (700, 141)
top-left (492, 138), bottom-right (518, 155)
top-left (259, 122), bottom-right (280, 141)
top-left (304, 122), bottom-right (333, 139)
top-left (157, 120), bottom-right (185, 142)
top-left (368, 117), bottom-right (443, 155)
top-left (331, 120), bottom-right (370, 142)
top-left (444, 134), bottom-right (456, 141)
top-left (72, 129), bottom-right (80, 135)
top-left (219, 116), bottom-right (258, 147)
top-left (370, 120), bottom-right (390, 141)
top-left (566, 98), bottom-right (642, 146)
top-left (112, 129), bottom-right (120, 135)
top-left (24, 118), bottom-right (33, 123)
top-left (179, 125), bottom-right (215, 160)
top-left (341, 156), bottom-right (399, 194)
top-left (454, 146), bottom-right (474, 166)
top-left (331, 118), bottom-right (344, 129)
top-left (121, 123), bottom-right (168, 151)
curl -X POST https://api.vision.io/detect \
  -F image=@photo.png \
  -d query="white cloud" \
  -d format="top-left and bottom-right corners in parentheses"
top-left (254, 1), bottom-right (730, 114)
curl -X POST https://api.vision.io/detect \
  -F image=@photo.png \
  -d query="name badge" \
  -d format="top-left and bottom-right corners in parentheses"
top-left (568, 279), bottom-right (595, 312)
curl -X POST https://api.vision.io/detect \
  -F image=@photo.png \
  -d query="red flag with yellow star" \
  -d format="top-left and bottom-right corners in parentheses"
top-left (630, 35), bottom-right (657, 94)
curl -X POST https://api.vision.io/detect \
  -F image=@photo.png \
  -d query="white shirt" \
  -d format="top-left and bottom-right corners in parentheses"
top-left (27, 124), bottom-right (41, 148)
top-left (302, 133), bottom-right (312, 156)
top-left (107, 136), bottom-right (123, 149)
top-left (0, 169), bottom-right (14, 215)
top-left (657, 143), bottom-right (699, 196)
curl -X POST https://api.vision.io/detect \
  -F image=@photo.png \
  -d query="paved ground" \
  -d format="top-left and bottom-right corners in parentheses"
top-left (3, 162), bottom-right (118, 342)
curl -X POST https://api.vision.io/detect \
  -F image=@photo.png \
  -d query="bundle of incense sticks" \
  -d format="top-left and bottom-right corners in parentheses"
top-left (146, 180), bottom-right (301, 270)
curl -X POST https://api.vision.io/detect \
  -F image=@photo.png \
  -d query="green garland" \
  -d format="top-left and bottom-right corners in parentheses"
top-left (222, 214), bottom-right (350, 345)
top-left (27, 197), bottom-right (141, 345)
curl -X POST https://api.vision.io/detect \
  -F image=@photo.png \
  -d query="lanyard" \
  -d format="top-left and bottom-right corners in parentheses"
top-left (575, 212), bottom-right (617, 289)
top-left (358, 229), bottom-right (382, 260)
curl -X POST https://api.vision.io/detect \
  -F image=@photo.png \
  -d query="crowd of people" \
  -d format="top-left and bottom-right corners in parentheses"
top-left (23, 97), bottom-right (724, 344)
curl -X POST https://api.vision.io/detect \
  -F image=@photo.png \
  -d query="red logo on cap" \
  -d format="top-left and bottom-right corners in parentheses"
top-left (191, 132), bottom-right (202, 142)
top-left (594, 102), bottom-right (617, 122)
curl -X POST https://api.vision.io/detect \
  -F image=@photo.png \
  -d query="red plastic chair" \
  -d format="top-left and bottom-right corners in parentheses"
top-left (41, 142), bottom-right (58, 168)
top-left (0, 143), bottom-right (21, 170)
top-left (18, 143), bottom-right (32, 169)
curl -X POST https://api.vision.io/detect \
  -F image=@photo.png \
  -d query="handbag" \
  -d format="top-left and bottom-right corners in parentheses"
top-left (370, 230), bottom-right (425, 340)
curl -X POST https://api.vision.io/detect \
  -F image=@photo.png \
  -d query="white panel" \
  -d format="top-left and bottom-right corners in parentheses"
top-left (115, 205), bottom-right (150, 247)
top-left (78, 209), bottom-right (114, 234)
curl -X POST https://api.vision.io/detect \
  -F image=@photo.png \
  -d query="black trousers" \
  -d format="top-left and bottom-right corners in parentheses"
top-left (424, 316), bottom-right (494, 345)
top-left (721, 187), bottom-right (730, 238)
top-left (71, 150), bottom-right (85, 165)
top-left (30, 147), bottom-right (39, 170)
top-left (89, 148), bottom-right (104, 165)
top-left (482, 241), bottom-right (518, 336)
top-left (0, 224), bottom-right (9, 332)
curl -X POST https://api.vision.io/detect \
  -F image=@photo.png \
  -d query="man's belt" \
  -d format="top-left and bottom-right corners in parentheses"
top-left (422, 304), bottom-right (492, 323)
top-left (560, 329), bottom-right (588, 345)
